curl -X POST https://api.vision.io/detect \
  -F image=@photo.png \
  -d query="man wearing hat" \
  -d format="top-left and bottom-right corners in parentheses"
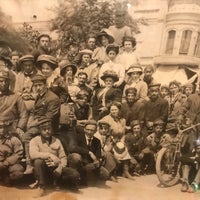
top-left (36, 54), bottom-right (59, 88)
top-left (23, 72), bottom-right (60, 174)
top-left (123, 64), bottom-right (148, 103)
top-left (29, 118), bottom-right (80, 197)
top-left (0, 69), bottom-right (28, 137)
top-left (14, 55), bottom-right (37, 102)
top-left (0, 121), bottom-right (24, 185)
top-left (92, 70), bottom-right (122, 120)
top-left (98, 43), bottom-right (125, 88)
top-left (121, 87), bottom-right (145, 128)
top-left (144, 83), bottom-right (168, 128)
top-left (68, 120), bottom-right (109, 185)
top-left (32, 34), bottom-right (52, 61)
top-left (108, 9), bottom-right (132, 46)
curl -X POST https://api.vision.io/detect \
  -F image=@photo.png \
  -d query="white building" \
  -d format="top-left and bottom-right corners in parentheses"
top-left (132, 0), bottom-right (200, 85)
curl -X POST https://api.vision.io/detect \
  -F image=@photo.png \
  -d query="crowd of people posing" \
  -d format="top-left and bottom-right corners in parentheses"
top-left (0, 28), bottom-right (200, 197)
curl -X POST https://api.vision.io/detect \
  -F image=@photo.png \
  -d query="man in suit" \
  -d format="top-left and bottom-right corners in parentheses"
top-left (68, 120), bottom-right (109, 185)
top-left (23, 73), bottom-right (60, 174)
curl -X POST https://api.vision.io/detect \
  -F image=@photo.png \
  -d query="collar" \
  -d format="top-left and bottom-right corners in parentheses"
top-left (37, 88), bottom-right (47, 98)
top-left (41, 136), bottom-right (53, 144)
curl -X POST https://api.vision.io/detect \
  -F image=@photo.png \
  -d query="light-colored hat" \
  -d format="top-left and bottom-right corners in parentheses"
top-left (19, 55), bottom-right (34, 65)
top-left (127, 65), bottom-right (143, 75)
top-left (113, 142), bottom-right (129, 160)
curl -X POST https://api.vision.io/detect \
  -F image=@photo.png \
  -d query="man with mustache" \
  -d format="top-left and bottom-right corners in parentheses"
top-left (144, 83), bottom-right (168, 129)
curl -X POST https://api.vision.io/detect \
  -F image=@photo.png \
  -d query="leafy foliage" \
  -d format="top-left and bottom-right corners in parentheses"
top-left (50, 0), bottom-right (142, 54)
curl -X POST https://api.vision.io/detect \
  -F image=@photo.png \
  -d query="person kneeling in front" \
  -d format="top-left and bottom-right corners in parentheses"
top-left (29, 118), bottom-right (80, 197)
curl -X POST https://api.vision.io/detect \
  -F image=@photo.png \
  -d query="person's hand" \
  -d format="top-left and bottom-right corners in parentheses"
top-left (48, 154), bottom-right (60, 166)
top-left (89, 151), bottom-right (97, 161)
top-left (45, 158), bottom-right (58, 167)
top-left (113, 82), bottom-right (120, 87)
top-left (16, 128), bottom-right (24, 139)
top-left (93, 160), bottom-right (100, 168)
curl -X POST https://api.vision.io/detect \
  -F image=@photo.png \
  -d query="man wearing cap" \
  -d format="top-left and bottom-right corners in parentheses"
top-left (32, 34), bottom-right (52, 61)
top-left (29, 118), bottom-right (80, 197)
top-left (14, 55), bottom-right (37, 101)
top-left (0, 121), bottom-right (24, 185)
top-left (23, 72), bottom-right (60, 174)
top-left (121, 87), bottom-right (145, 128)
top-left (144, 83), bottom-right (168, 127)
top-left (0, 69), bottom-right (28, 137)
top-left (107, 9), bottom-right (132, 46)
top-left (68, 120), bottom-right (109, 185)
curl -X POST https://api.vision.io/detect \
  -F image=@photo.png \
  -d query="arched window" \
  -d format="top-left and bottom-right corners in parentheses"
top-left (165, 30), bottom-right (176, 54)
top-left (194, 32), bottom-right (200, 57)
top-left (179, 30), bottom-right (192, 55)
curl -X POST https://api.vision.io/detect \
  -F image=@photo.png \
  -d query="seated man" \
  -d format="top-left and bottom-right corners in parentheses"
top-left (29, 118), bottom-right (80, 197)
top-left (0, 121), bottom-right (24, 185)
top-left (68, 120), bottom-right (109, 185)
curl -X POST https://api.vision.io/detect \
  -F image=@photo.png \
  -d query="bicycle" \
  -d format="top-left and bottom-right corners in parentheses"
top-left (156, 122), bottom-right (200, 187)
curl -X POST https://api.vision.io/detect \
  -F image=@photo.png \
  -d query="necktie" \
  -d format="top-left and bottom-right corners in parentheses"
top-left (88, 138), bottom-right (92, 147)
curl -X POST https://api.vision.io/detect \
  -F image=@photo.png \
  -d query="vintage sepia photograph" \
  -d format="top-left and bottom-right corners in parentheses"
top-left (0, 0), bottom-right (200, 199)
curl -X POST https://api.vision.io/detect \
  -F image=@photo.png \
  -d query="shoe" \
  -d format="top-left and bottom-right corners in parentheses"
top-left (29, 180), bottom-right (38, 189)
top-left (133, 172), bottom-right (140, 177)
top-left (188, 182), bottom-right (198, 193)
top-left (110, 176), bottom-right (118, 182)
top-left (181, 181), bottom-right (189, 192)
top-left (24, 165), bottom-right (34, 175)
top-left (33, 187), bottom-right (46, 198)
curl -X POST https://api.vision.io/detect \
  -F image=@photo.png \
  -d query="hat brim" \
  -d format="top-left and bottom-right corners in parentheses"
top-left (101, 74), bottom-right (119, 82)
top-left (96, 33), bottom-right (114, 45)
top-left (60, 64), bottom-right (77, 76)
top-left (36, 59), bottom-right (58, 70)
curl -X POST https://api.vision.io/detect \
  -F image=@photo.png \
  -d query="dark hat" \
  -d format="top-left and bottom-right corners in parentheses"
top-left (37, 34), bottom-right (51, 41)
top-left (0, 69), bottom-right (9, 80)
top-left (130, 120), bottom-right (140, 128)
top-left (149, 83), bottom-right (161, 89)
top-left (0, 55), bottom-right (12, 67)
top-left (122, 36), bottom-right (136, 47)
top-left (19, 55), bottom-right (34, 65)
top-left (153, 119), bottom-right (164, 126)
top-left (36, 55), bottom-right (58, 70)
top-left (105, 44), bottom-right (119, 55)
top-left (31, 73), bottom-right (47, 83)
top-left (100, 70), bottom-right (119, 82)
top-left (127, 65), bottom-right (143, 75)
top-left (84, 120), bottom-right (97, 127)
top-left (144, 65), bottom-right (154, 72)
top-left (96, 31), bottom-right (114, 45)
top-left (98, 120), bottom-right (110, 127)
top-left (78, 49), bottom-right (93, 57)
top-left (59, 60), bottom-right (77, 76)
top-left (10, 50), bottom-right (21, 57)
top-left (38, 118), bottom-right (52, 128)
top-left (125, 87), bottom-right (137, 96)
top-left (183, 83), bottom-right (194, 89)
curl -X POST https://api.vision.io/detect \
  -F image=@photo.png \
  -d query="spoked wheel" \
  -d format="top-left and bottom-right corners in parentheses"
top-left (156, 146), bottom-right (181, 187)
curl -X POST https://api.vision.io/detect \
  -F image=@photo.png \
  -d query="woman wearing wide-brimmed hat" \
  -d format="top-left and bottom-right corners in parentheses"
top-left (36, 54), bottom-right (59, 88)
top-left (122, 64), bottom-right (148, 102)
top-left (92, 30), bottom-right (115, 63)
top-left (91, 70), bottom-right (122, 120)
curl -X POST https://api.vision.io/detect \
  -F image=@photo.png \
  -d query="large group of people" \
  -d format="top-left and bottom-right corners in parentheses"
top-left (1, 9), bottom-right (200, 197)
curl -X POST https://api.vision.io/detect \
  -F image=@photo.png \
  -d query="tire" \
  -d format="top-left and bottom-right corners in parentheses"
top-left (156, 146), bottom-right (181, 187)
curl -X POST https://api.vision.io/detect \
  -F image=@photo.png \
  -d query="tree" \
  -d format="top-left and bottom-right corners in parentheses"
top-left (0, 8), bottom-right (30, 54)
top-left (50, 0), bottom-right (144, 55)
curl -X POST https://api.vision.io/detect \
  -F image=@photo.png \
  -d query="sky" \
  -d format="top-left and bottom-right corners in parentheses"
top-left (0, 0), bottom-right (58, 22)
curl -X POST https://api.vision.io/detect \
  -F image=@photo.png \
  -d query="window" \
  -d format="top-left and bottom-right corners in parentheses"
top-left (165, 30), bottom-right (176, 55)
top-left (179, 30), bottom-right (192, 55)
top-left (194, 32), bottom-right (200, 57)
